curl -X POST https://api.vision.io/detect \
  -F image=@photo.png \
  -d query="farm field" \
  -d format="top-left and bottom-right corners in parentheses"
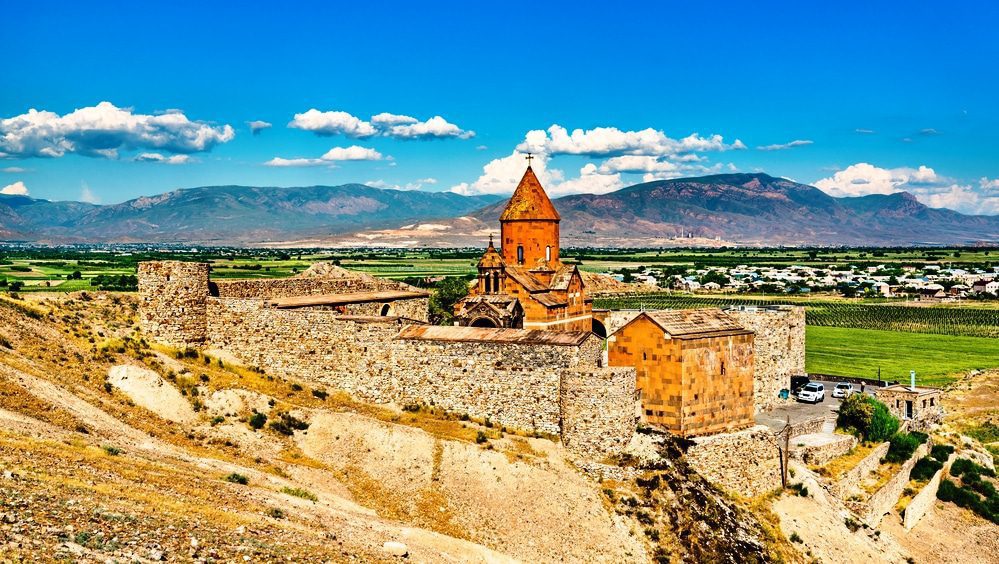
top-left (805, 326), bottom-right (999, 386)
top-left (593, 293), bottom-right (999, 338)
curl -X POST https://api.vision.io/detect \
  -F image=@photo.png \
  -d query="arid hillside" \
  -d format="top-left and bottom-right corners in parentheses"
top-left (0, 290), bottom-right (797, 562)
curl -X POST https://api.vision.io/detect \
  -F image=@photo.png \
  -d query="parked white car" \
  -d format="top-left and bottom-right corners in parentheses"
top-left (832, 382), bottom-right (854, 399)
top-left (797, 383), bottom-right (825, 404)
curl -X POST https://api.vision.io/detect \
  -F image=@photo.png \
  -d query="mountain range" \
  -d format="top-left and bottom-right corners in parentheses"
top-left (3, 174), bottom-right (997, 246)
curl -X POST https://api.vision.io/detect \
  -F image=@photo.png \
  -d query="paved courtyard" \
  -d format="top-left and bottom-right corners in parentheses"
top-left (755, 380), bottom-right (875, 433)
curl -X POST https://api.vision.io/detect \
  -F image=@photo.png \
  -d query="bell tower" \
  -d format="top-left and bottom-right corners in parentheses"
top-left (499, 159), bottom-right (561, 280)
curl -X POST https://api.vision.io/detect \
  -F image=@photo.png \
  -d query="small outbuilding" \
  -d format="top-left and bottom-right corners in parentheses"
top-left (876, 384), bottom-right (943, 429)
top-left (607, 309), bottom-right (755, 437)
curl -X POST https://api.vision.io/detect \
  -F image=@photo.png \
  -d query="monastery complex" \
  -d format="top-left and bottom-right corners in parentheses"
top-left (138, 165), bottom-right (807, 488)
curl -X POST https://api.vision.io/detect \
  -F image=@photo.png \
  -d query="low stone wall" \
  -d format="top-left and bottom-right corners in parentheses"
top-left (214, 276), bottom-right (403, 299)
top-left (830, 442), bottom-right (890, 499)
top-left (792, 434), bottom-right (857, 466)
top-left (787, 416), bottom-right (827, 439)
top-left (903, 452), bottom-right (957, 530)
top-left (858, 442), bottom-right (929, 527)
top-left (685, 425), bottom-right (782, 497)
top-left (560, 368), bottom-right (636, 458)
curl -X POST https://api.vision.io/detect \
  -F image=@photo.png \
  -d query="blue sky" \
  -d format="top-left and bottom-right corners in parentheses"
top-left (3, 1), bottom-right (999, 214)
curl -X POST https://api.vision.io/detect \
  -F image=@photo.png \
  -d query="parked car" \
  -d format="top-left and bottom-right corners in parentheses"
top-left (790, 375), bottom-right (810, 395)
top-left (797, 383), bottom-right (825, 404)
top-left (832, 382), bottom-right (854, 399)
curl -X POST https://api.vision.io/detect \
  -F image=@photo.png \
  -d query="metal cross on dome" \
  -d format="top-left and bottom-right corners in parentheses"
top-left (525, 152), bottom-right (534, 166)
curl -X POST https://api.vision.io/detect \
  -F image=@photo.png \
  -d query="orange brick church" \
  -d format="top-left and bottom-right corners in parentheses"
top-left (454, 164), bottom-right (593, 332)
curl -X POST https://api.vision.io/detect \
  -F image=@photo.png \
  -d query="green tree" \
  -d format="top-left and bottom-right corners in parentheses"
top-left (429, 276), bottom-right (471, 325)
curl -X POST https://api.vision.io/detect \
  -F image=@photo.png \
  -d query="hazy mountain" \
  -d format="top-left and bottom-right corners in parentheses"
top-left (2, 174), bottom-right (997, 246)
top-left (0, 185), bottom-right (501, 244)
top-left (469, 173), bottom-right (999, 246)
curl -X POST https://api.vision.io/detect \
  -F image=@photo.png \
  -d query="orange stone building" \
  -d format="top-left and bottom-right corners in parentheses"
top-left (607, 309), bottom-right (755, 437)
top-left (455, 165), bottom-right (594, 332)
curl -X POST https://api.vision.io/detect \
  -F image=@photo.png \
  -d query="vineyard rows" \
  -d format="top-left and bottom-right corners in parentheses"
top-left (593, 294), bottom-right (999, 338)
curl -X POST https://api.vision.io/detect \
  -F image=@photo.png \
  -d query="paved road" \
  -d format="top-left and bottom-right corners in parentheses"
top-left (755, 380), bottom-right (875, 434)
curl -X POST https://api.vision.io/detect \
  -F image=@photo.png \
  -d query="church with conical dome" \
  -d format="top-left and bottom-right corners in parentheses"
top-left (454, 164), bottom-right (594, 332)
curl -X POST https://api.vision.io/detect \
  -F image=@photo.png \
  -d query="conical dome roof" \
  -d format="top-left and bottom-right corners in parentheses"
top-left (499, 166), bottom-right (560, 221)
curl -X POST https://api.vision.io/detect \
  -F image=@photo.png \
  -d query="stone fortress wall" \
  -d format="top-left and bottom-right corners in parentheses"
top-left (723, 305), bottom-right (806, 413)
top-left (139, 261), bottom-right (635, 458)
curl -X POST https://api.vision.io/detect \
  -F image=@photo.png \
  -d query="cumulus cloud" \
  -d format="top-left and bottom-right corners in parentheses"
top-left (450, 150), bottom-right (623, 197)
top-left (1, 181), bottom-right (28, 195)
top-left (0, 102), bottom-right (234, 159)
top-left (757, 139), bottom-right (813, 151)
top-left (134, 152), bottom-right (191, 164)
top-left (289, 109), bottom-right (473, 140)
top-left (366, 177), bottom-right (437, 191)
top-left (264, 145), bottom-right (383, 167)
top-left (517, 125), bottom-right (744, 158)
top-left (815, 163), bottom-right (999, 215)
top-left (247, 120), bottom-right (272, 135)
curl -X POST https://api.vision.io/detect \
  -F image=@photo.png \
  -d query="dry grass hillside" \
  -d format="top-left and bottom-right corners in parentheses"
top-left (0, 290), bottom-right (795, 562)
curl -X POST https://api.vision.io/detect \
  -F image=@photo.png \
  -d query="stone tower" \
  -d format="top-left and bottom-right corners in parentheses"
top-left (137, 261), bottom-right (210, 347)
top-left (500, 165), bottom-right (561, 283)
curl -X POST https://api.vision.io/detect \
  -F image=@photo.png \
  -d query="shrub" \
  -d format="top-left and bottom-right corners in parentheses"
top-left (226, 473), bottom-right (249, 485)
top-left (951, 458), bottom-right (996, 479)
top-left (280, 486), bottom-right (318, 502)
top-left (790, 532), bottom-right (803, 543)
top-left (930, 444), bottom-right (955, 463)
top-left (885, 432), bottom-right (924, 463)
top-left (910, 457), bottom-right (943, 481)
top-left (268, 412), bottom-right (309, 436)
top-left (475, 431), bottom-right (487, 444)
top-left (311, 389), bottom-right (328, 401)
top-left (102, 445), bottom-right (122, 456)
top-left (837, 393), bottom-right (898, 442)
top-left (290, 383), bottom-right (303, 392)
top-left (266, 508), bottom-right (285, 519)
top-left (249, 411), bottom-right (267, 430)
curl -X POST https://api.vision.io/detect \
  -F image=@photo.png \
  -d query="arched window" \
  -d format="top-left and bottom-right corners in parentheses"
top-left (517, 245), bottom-right (524, 264)
top-left (380, 303), bottom-right (392, 316)
top-left (484, 274), bottom-right (492, 293)
top-left (492, 272), bottom-right (500, 293)
top-left (545, 246), bottom-right (552, 262)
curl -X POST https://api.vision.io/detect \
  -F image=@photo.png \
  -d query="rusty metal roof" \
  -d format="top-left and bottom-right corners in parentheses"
top-left (621, 309), bottom-right (751, 339)
top-left (264, 289), bottom-right (429, 309)
top-left (396, 324), bottom-right (591, 346)
top-left (499, 166), bottom-right (560, 221)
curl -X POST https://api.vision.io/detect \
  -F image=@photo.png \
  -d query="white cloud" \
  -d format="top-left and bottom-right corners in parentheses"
top-left (264, 145), bottom-right (383, 167)
top-left (366, 177), bottom-right (437, 191)
top-left (476, 145), bottom-right (488, 151)
top-left (290, 109), bottom-right (473, 140)
top-left (0, 101), bottom-right (234, 159)
top-left (596, 155), bottom-right (681, 176)
top-left (550, 163), bottom-right (624, 196)
top-left (370, 112), bottom-right (418, 126)
top-left (814, 163), bottom-right (941, 197)
top-left (815, 163), bottom-right (999, 215)
top-left (450, 150), bottom-right (624, 197)
top-left (288, 109), bottom-right (378, 138)
top-left (855, 128), bottom-right (876, 134)
top-left (80, 183), bottom-right (99, 203)
top-left (247, 120), bottom-right (272, 135)
top-left (517, 124), bottom-right (744, 158)
top-left (1, 181), bottom-right (28, 195)
top-left (386, 116), bottom-right (475, 140)
top-left (757, 139), bottom-right (813, 151)
top-left (134, 152), bottom-right (191, 164)
top-left (2, 167), bottom-right (28, 173)
top-left (979, 177), bottom-right (999, 191)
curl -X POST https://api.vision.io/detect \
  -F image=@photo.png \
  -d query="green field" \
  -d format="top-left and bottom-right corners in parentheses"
top-left (806, 326), bottom-right (999, 386)
top-left (594, 294), bottom-right (999, 338)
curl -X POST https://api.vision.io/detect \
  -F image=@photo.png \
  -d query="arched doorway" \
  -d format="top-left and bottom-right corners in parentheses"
top-left (380, 303), bottom-right (393, 316)
top-left (470, 317), bottom-right (498, 328)
top-left (592, 319), bottom-right (607, 338)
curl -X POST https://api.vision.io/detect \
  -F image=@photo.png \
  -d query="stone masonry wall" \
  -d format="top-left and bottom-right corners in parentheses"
top-left (830, 442), bottom-right (890, 499)
top-left (138, 261), bottom-right (210, 347)
top-left (213, 276), bottom-right (402, 299)
top-left (725, 306), bottom-right (806, 414)
top-left (685, 425), bottom-right (782, 497)
top-left (858, 442), bottom-right (929, 527)
top-left (206, 297), bottom-right (610, 436)
top-left (903, 451), bottom-right (957, 530)
top-left (560, 368), bottom-right (636, 458)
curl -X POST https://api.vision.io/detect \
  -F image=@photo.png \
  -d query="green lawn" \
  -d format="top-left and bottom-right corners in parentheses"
top-left (805, 326), bottom-right (999, 386)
